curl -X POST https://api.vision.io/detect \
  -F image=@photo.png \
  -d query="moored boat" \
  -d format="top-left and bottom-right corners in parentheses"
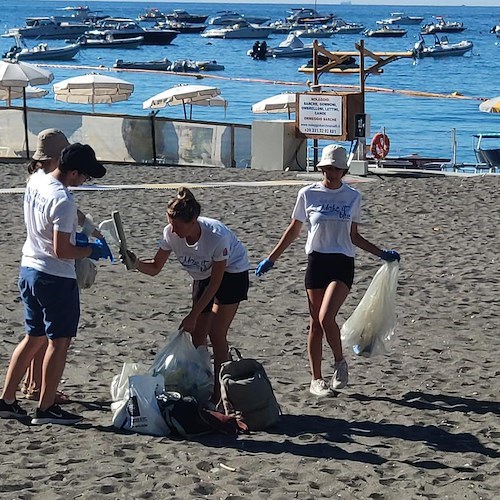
top-left (413, 34), bottom-right (473, 58)
top-left (3, 17), bottom-right (88, 39)
top-left (3, 35), bottom-right (80, 61)
top-left (113, 58), bottom-right (224, 72)
top-left (421, 17), bottom-right (466, 34)
top-left (249, 33), bottom-right (320, 58)
top-left (364, 26), bottom-right (407, 37)
top-left (77, 33), bottom-right (144, 49)
top-left (201, 20), bottom-right (273, 39)
top-left (377, 12), bottom-right (424, 26)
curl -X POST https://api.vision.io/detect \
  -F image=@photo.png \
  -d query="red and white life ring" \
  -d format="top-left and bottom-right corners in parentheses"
top-left (370, 133), bottom-right (390, 160)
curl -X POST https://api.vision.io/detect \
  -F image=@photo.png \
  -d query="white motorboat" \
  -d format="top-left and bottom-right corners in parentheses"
top-left (413, 34), bottom-right (473, 58)
top-left (364, 25), bottom-right (408, 37)
top-left (206, 11), bottom-right (269, 26)
top-left (202, 20), bottom-right (272, 39)
top-left (377, 12), bottom-right (424, 26)
top-left (421, 17), bottom-right (466, 34)
top-left (330, 19), bottom-right (365, 34)
top-left (294, 26), bottom-right (333, 38)
top-left (3, 17), bottom-right (88, 39)
top-left (3, 35), bottom-right (80, 61)
top-left (78, 33), bottom-right (144, 49)
top-left (247, 33), bottom-right (321, 58)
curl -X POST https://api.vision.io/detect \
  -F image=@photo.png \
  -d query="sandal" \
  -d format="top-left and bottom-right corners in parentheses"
top-left (24, 389), bottom-right (71, 405)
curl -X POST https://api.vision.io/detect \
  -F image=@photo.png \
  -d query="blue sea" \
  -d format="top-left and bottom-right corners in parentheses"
top-left (1, 1), bottom-right (499, 163)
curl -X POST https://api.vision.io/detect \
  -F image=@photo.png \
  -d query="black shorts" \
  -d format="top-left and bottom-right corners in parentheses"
top-left (193, 270), bottom-right (249, 314)
top-left (305, 251), bottom-right (355, 290)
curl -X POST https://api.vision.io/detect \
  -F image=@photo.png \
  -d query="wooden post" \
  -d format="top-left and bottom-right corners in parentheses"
top-left (358, 39), bottom-right (366, 161)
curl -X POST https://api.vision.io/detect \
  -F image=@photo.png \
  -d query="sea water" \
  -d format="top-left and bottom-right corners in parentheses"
top-left (1, 1), bottom-right (498, 163)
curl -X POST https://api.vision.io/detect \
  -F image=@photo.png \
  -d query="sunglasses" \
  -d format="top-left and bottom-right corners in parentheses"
top-left (78, 171), bottom-right (92, 181)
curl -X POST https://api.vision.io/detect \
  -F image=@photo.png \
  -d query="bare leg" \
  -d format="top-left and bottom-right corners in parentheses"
top-left (1, 336), bottom-right (47, 401)
top-left (306, 289), bottom-right (326, 380)
top-left (208, 302), bottom-right (239, 403)
top-left (190, 311), bottom-right (213, 348)
top-left (38, 337), bottom-right (72, 411)
top-left (319, 281), bottom-right (350, 362)
top-left (25, 338), bottom-right (48, 393)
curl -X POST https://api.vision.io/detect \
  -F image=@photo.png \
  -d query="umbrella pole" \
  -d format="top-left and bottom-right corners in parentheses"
top-left (150, 111), bottom-right (157, 165)
top-left (182, 101), bottom-right (187, 120)
top-left (23, 88), bottom-right (29, 159)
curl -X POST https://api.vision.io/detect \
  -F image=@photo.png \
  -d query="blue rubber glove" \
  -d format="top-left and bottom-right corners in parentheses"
top-left (380, 250), bottom-right (400, 262)
top-left (88, 239), bottom-right (113, 261)
top-left (255, 258), bottom-right (274, 277)
top-left (75, 232), bottom-right (88, 247)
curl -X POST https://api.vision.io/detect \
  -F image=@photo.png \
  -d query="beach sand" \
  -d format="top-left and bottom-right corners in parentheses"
top-left (0, 163), bottom-right (499, 499)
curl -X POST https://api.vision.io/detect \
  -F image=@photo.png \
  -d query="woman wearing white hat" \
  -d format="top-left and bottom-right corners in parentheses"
top-left (256, 144), bottom-right (400, 397)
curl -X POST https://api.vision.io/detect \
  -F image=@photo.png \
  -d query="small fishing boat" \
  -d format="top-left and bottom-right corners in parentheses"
top-left (78, 33), bottom-right (144, 49)
top-left (3, 35), bottom-right (80, 61)
top-left (376, 12), bottom-right (424, 26)
top-left (413, 34), bottom-right (473, 58)
top-left (421, 17), bottom-right (466, 34)
top-left (364, 25), bottom-right (407, 37)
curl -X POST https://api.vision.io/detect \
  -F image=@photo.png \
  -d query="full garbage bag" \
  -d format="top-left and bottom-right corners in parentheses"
top-left (150, 330), bottom-right (213, 403)
top-left (341, 261), bottom-right (399, 357)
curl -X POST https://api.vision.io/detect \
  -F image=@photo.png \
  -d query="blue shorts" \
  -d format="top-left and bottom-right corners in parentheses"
top-left (18, 267), bottom-right (80, 339)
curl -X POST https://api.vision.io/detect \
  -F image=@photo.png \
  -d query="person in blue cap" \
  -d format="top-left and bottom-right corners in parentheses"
top-left (255, 144), bottom-right (400, 397)
top-left (0, 143), bottom-right (111, 425)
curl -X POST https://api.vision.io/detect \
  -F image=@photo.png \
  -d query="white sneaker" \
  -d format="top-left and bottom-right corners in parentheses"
top-left (331, 359), bottom-right (349, 390)
top-left (309, 378), bottom-right (333, 397)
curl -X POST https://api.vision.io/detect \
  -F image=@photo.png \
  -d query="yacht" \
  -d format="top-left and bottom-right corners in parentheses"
top-left (377, 13), bottom-right (424, 26)
top-left (3, 17), bottom-right (88, 39)
top-left (206, 11), bottom-right (269, 26)
top-left (202, 20), bottom-right (272, 39)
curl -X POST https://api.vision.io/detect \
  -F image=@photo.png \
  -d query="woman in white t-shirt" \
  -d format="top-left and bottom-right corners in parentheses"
top-left (126, 187), bottom-right (250, 402)
top-left (255, 144), bottom-right (400, 397)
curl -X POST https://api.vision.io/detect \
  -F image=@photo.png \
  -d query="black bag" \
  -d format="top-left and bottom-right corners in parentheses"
top-left (157, 392), bottom-right (248, 438)
top-left (219, 348), bottom-right (281, 431)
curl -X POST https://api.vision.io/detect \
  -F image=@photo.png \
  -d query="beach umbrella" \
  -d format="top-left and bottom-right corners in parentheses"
top-left (0, 60), bottom-right (54, 158)
top-left (53, 73), bottom-right (134, 112)
top-left (142, 84), bottom-right (221, 119)
top-left (0, 85), bottom-right (49, 101)
top-left (479, 96), bottom-right (500, 114)
top-left (252, 92), bottom-right (297, 119)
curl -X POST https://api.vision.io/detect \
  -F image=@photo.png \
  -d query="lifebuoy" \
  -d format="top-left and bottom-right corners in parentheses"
top-left (370, 133), bottom-right (390, 160)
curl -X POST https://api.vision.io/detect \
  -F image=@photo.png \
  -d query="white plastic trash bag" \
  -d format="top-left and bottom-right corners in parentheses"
top-left (75, 258), bottom-right (97, 289)
top-left (112, 374), bottom-right (170, 436)
top-left (150, 330), bottom-right (213, 403)
top-left (341, 261), bottom-right (399, 357)
top-left (110, 362), bottom-right (145, 402)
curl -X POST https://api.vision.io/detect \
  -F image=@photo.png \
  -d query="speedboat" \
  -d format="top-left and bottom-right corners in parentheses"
top-left (413, 34), bottom-right (473, 58)
top-left (330, 19), bottom-right (364, 34)
top-left (285, 8), bottom-right (334, 25)
top-left (206, 11), bottom-right (269, 26)
top-left (201, 20), bottom-right (272, 39)
top-left (294, 26), bottom-right (333, 38)
top-left (421, 17), bottom-right (466, 34)
top-left (377, 12), bottom-right (424, 25)
top-left (136, 8), bottom-right (165, 23)
top-left (247, 33), bottom-right (320, 58)
top-left (91, 18), bottom-right (178, 45)
top-left (364, 26), bottom-right (407, 37)
top-left (158, 20), bottom-right (206, 34)
top-left (163, 9), bottom-right (208, 24)
top-left (3, 35), bottom-right (80, 61)
top-left (78, 33), bottom-right (144, 48)
top-left (3, 17), bottom-right (88, 39)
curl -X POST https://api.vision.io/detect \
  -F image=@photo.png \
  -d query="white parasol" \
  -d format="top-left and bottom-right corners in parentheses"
top-left (479, 96), bottom-right (500, 114)
top-left (252, 92), bottom-right (298, 119)
top-left (53, 73), bottom-right (134, 112)
top-left (142, 84), bottom-right (222, 119)
top-left (0, 60), bottom-right (53, 157)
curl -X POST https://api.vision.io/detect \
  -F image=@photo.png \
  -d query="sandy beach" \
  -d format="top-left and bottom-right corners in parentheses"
top-left (0, 162), bottom-right (499, 499)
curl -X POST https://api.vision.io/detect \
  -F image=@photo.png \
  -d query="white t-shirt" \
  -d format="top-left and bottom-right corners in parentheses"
top-left (21, 171), bottom-right (78, 279)
top-left (291, 182), bottom-right (362, 257)
top-left (159, 216), bottom-right (249, 280)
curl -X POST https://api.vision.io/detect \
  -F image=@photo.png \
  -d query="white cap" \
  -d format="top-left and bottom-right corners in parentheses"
top-left (316, 144), bottom-right (348, 169)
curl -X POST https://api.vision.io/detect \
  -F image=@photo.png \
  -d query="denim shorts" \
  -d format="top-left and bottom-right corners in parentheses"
top-left (18, 267), bottom-right (80, 339)
top-left (193, 270), bottom-right (249, 314)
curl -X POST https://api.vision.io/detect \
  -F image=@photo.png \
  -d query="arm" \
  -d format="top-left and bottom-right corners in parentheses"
top-left (268, 219), bottom-right (303, 263)
top-left (54, 230), bottom-right (94, 260)
top-left (134, 248), bottom-right (170, 276)
top-left (181, 259), bottom-right (227, 332)
top-left (350, 222), bottom-right (382, 258)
